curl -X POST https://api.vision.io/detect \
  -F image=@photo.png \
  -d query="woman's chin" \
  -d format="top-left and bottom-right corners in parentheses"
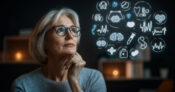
top-left (63, 50), bottom-right (76, 55)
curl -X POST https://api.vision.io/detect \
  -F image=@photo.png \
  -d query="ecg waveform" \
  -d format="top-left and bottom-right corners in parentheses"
top-left (96, 25), bottom-right (109, 34)
top-left (152, 42), bottom-right (165, 50)
top-left (140, 21), bottom-right (152, 33)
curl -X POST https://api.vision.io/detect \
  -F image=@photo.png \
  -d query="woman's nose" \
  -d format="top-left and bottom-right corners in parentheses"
top-left (65, 29), bottom-right (73, 40)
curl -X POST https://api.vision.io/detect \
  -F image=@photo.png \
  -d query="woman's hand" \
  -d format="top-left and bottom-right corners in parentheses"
top-left (68, 52), bottom-right (86, 79)
top-left (67, 53), bottom-right (86, 92)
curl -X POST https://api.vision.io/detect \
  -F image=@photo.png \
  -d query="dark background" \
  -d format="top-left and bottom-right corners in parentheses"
top-left (0, 0), bottom-right (175, 76)
top-left (0, 0), bottom-right (175, 92)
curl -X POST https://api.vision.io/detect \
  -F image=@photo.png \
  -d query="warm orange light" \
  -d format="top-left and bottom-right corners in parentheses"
top-left (112, 69), bottom-right (119, 77)
top-left (15, 51), bottom-right (22, 61)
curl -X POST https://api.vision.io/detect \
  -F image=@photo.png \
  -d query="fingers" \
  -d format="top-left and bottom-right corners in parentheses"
top-left (71, 53), bottom-right (83, 63)
top-left (65, 53), bottom-right (86, 70)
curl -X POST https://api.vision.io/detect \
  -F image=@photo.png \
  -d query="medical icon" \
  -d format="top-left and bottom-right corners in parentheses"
top-left (109, 32), bottom-right (117, 41)
top-left (138, 36), bottom-right (148, 50)
top-left (92, 13), bottom-right (103, 22)
top-left (106, 10), bottom-right (124, 28)
top-left (151, 38), bottom-right (166, 52)
top-left (119, 47), bottom-right (128, 59)
top-left (154, 11), bottom-right (167, 25)
top-left (127, 21), bottom-right (135, 28)
top-left (91, 24), bottom-right (97, 35)
top-left (152, 27), bottom-right (167, 36)
top-left (134, 1), bottom-right (151, 20)
top-left (130, 49), bottom-right (139, 57)
top-left (127, 33), bottom-right (136, 45)
top-left (126, 13), bottom-right (132, 19)
top-left (140, 21), bottom-right (152, 33)
top-left (112, 1), bottom-right (118, 8)
top-left (109, 32), bottom-right (124, 42)
top-left (96, 37), bottom-right (108, 49)
top-left (96, 25), bottom-right (109, 36)
top-left (107, 46), bottom-right (117, 55)
top-left (96, 0), bottom-right (109, 11)
top-left (91, 0), bottom-right (168, 59)
top-left (116, 33), bottom-right (124, 41)
top-left (120, 1), bottom-right (131, 11)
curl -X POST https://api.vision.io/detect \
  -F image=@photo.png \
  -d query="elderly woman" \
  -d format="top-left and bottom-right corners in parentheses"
top-left (12, 8), bottom-right (106, 92)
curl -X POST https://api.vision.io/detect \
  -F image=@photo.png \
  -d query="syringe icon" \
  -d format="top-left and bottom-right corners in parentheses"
top-left (127, 33), bottom-right (136, 45)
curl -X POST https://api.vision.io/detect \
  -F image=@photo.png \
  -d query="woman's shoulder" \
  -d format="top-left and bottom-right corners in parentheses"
top-left (13, 68), bottom-right (42, 85)
top-left (80, 67), bottom-right (103, 79)
top-left (81, 67), bottom-right (101, 74)
top-left (79, 67), bottom-right (106, 91)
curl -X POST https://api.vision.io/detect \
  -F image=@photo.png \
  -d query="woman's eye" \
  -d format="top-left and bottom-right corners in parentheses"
top-left (57, 28), bottom-right (65, 32)
top-left (71, 27), bottom-right (79, 32)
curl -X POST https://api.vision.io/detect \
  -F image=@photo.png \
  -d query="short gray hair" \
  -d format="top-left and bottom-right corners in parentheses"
top-left (29, 8), bottom-right (80, 64)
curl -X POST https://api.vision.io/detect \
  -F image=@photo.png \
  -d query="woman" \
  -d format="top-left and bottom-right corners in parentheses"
top-left (12, 8), bottom-right (107, 92)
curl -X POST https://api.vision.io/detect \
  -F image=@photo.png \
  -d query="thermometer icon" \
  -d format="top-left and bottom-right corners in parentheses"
top-left (127, 33), bottom-right (136, 45)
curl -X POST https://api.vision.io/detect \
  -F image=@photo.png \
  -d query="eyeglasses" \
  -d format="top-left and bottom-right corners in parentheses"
top-left (53, 25), bottom-right (80, 37)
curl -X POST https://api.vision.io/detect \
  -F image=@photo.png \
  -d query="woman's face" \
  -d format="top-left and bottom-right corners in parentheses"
top-left (44, 15), bottom-right (79, 56)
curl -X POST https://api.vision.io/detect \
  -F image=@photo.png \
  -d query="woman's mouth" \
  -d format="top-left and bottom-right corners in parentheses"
top-left (64, 43), bottom-right (75, 47)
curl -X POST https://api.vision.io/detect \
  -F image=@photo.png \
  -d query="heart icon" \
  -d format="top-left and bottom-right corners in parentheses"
top-left (155, 14), bottom-right (166, 24)
top-left (134, 7), bottom-right (140, 17)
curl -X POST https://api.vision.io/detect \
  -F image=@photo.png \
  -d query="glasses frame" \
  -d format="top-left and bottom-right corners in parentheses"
top-left (53, 25), bottom-right (81, 37)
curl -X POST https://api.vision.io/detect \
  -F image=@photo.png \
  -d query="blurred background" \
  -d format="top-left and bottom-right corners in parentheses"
top-left (0, 0), bottom-right (174, 92)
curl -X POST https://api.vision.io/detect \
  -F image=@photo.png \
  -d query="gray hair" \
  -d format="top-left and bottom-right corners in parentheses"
top-left (29, 8), bottom-right (80, 64)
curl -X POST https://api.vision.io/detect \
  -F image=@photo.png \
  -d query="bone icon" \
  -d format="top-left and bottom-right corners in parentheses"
top-left (127, 33), bottom-right (136, 45)
top-left (138, 36), bottom-right (147, 50)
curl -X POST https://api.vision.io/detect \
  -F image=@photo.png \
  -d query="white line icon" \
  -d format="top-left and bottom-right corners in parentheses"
top-left (151, 38), bottom-right (166, 52)
top-left (111, 15), bottom-right (121, 23)
top-left (134, 1), bottom-right (151, 20)
top-left (96, 0), bottom-right (109, 11)
top-left (109, 32), bottom-right (117, 41)
top-left (96, 37), bottom-right (108, 49)
top-left (154, 11), bottom-right (167, 25)
top-left (119, 47), bottom-right (128, 59)
top-left (93, 13), bottom-right (103, 22)
top-left (106, 10), bottom-right (124, 28)
top-left (107, 46), bottom-right (117, 55)
top-left (127, 21), bottom-right (135, 28)
top-left (96, 25), bottom-right (109, 36)
top-left (127, 33), bottom-right (136, 45)
top-left (131, 49), bottom-right (139, 57)
top-left (91, 0), bottom-right (168, 58)
top-left (140, 21), bottom-right (152, 33)
top-left (138, 36), bottom-right (148, 50)
top-left (109, 32), bottom-right (124, 42)
top-left (152, 27), bottom-right (167, 36)
top-left (134, 7), bottom-right (149, 17)
top-left (121, 1), bottom-right (131, 11)
top-left (116, 33), bottom-right (124, 41)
